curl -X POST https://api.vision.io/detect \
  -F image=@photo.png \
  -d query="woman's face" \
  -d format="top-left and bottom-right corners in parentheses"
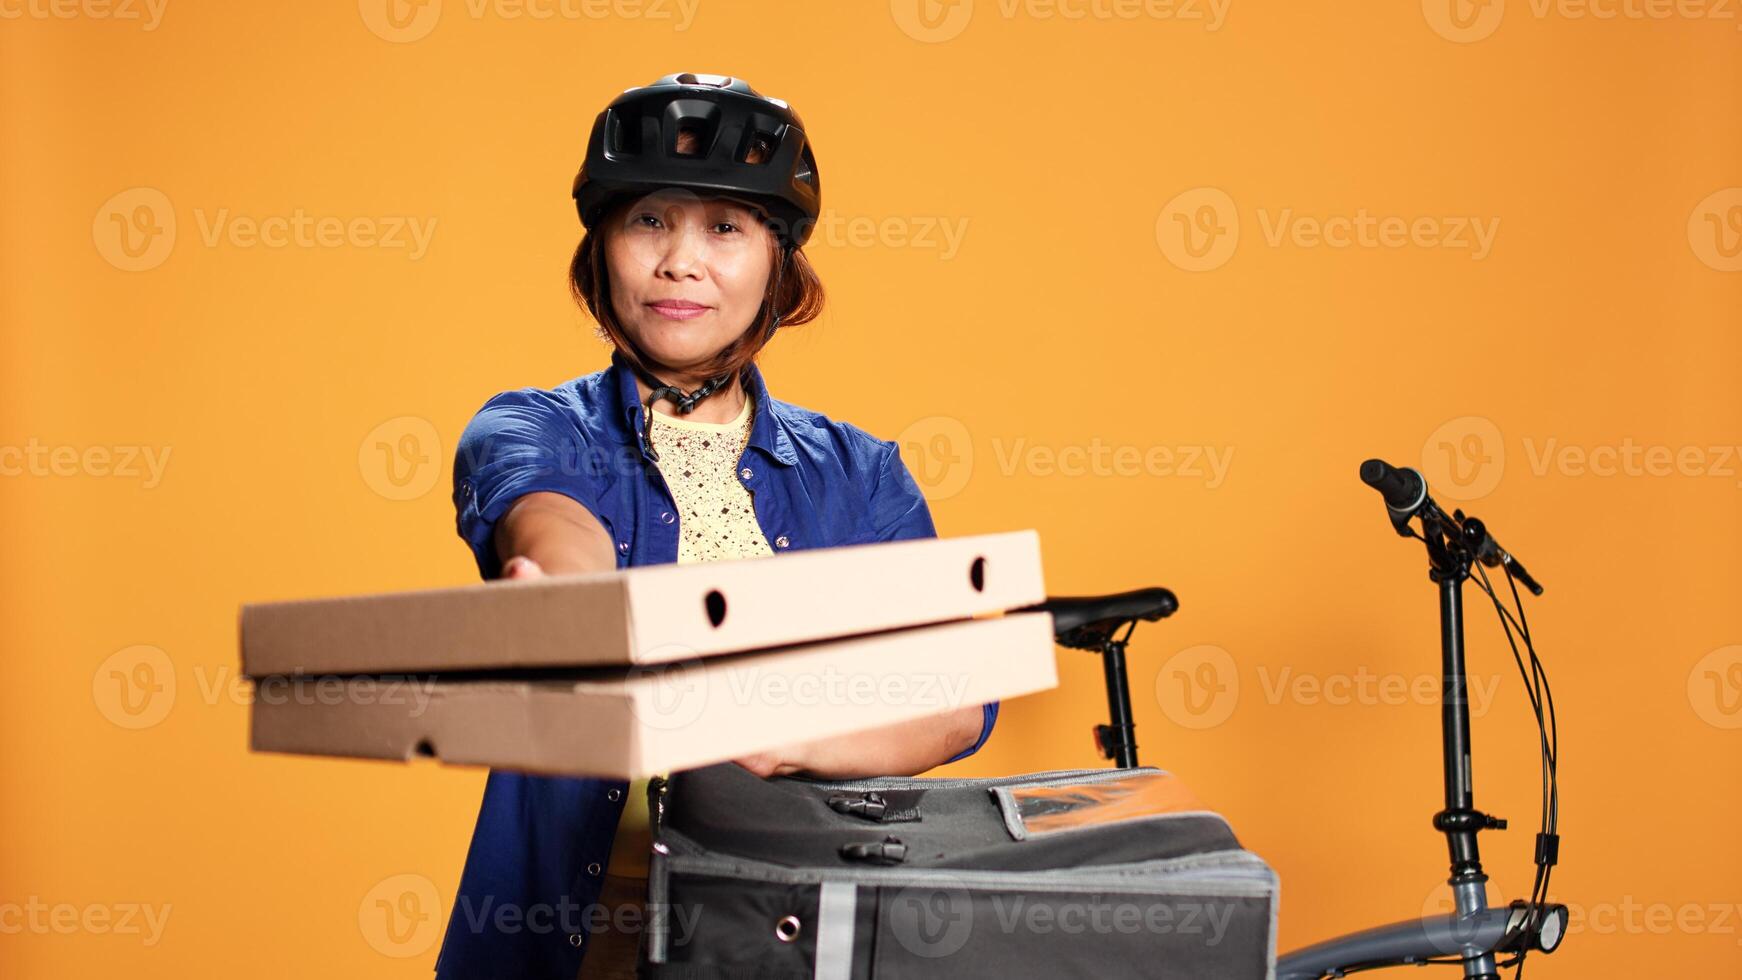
top-left (605, 189), bottom-right (774, 374)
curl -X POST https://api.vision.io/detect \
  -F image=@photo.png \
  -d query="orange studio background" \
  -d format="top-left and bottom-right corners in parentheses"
top-left (2, 1), bottom-right (1738, 977)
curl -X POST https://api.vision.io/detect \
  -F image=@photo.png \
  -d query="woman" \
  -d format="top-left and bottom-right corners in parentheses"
top-left (433, 73), bottom-right (1001, 980)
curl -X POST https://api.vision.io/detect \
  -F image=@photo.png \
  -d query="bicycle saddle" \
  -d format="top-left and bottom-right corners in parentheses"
top-left (1024, 587), bottom-right (1178, 650)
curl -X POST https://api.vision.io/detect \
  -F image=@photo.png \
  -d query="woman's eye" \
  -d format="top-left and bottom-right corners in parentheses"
top-left (712, 222), bottom-right (741, 235)
top-left (633, 213), bottom-right (663, 229)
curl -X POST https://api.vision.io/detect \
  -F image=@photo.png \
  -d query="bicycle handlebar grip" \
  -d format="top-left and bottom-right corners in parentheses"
top-left (1359, 458), bottom-right (1426, 511)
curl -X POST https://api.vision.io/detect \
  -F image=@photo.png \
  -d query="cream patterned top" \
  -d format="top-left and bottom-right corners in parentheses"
top-left (648, 396), bottom-right (776, 564)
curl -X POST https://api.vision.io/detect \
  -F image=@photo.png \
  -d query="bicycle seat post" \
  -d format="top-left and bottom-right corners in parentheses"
top-left (1095, 634), bottom-right (1140, 768)
top-left (1027, 589), bottom-right (1177, 770)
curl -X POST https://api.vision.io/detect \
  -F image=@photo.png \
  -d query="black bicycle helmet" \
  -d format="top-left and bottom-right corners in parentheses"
top-left (572, 72), bottom-right (821, 247)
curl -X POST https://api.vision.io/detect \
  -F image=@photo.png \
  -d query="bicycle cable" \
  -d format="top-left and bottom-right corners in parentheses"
top-left (1471, 562), bottom-right (1558, 980)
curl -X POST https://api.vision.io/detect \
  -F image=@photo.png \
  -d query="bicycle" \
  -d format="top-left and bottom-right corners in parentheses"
top-left (1025, 458), bottom-right (1567, 979)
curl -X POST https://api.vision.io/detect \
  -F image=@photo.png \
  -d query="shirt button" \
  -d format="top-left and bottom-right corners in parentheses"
top-left (569, 933), bottom-right (585, 947)
top-left (775, 535), bottom-right (790, 549)
top-left (587, 862), bottom-right (602, 876)
top-left (617, 541), bottom-right (630, 555)
top-left (739, 467), bottom-right (753, 481)
top-left (660, 511), bottom-right (674, 525)
top-left (606, 788), bottom-right (623, 802)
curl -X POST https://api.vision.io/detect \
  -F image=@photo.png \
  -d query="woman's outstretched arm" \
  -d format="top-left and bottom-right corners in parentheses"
top-left (493, 491), bottom-right (617, 576)
top-left (730, 705), bottom-right (988, 779)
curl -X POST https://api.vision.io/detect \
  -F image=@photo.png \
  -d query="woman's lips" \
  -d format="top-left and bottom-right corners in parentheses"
top-left (648, 301), bottom-right (710, 321)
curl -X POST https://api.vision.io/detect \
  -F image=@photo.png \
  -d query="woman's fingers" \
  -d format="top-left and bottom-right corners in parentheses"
top-left (501, 556), bottom-right (546, 579)
top-left (731, 752), bottom-right (783, 779)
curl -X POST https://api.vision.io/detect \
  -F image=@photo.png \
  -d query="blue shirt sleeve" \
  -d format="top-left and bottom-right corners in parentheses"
top-left (869, 439), bottom-right (938, 542)
top-left (452, 389), bottom-right (609, 580)
top-left (871, 443), bottom-right (999, 764)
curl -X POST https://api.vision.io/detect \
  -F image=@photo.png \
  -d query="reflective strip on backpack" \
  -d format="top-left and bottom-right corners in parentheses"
top-left (814, 881), bottom-right (857, 980)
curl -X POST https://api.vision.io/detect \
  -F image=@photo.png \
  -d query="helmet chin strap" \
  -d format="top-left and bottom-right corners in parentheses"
top-left (630, 364), bottom-right (730, 463)
top-left (632, 245), bottom-right (791, 462)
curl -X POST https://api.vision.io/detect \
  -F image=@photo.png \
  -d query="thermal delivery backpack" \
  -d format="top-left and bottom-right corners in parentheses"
top-left (642, 763), bottom-right (1279, 979)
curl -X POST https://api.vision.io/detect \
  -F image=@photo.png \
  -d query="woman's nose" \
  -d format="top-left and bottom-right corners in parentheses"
top-left (656, 225), bottom-right (707, 279)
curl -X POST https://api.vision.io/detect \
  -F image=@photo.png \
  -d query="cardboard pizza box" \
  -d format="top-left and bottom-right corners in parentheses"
top-left (240, 531), bottom-right (1044, 677)
top-left (247, 612), bottom-right (1058, 780)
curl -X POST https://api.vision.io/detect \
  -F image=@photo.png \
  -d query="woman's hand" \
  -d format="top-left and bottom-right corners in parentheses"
top-left (730, 748), bottom-right (806, 779)
top-left (501, 555), bottom-right (546, 579)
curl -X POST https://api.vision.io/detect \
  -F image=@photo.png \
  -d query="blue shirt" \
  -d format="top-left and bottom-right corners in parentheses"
top-left (434, 352), bottom-right (999, 979)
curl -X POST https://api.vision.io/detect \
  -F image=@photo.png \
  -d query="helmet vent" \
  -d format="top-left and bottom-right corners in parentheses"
top-left (742, 131), bottom-right (777, 165)
top-left (675, 72), bottom-right (732, 87)
top-left (665, 100), bottom-right (721, 158)
top-left (675, 122), bottom-right (706, 157)
top-left (605, 110), bottom-right (643, 157)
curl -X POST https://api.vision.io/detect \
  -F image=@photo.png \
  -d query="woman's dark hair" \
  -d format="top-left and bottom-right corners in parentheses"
top-left (568, 130), bottom-right (825, 384)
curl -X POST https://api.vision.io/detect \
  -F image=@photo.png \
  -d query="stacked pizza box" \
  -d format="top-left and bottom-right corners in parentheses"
top-left (239, 531), bottom-right (1057, 779)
